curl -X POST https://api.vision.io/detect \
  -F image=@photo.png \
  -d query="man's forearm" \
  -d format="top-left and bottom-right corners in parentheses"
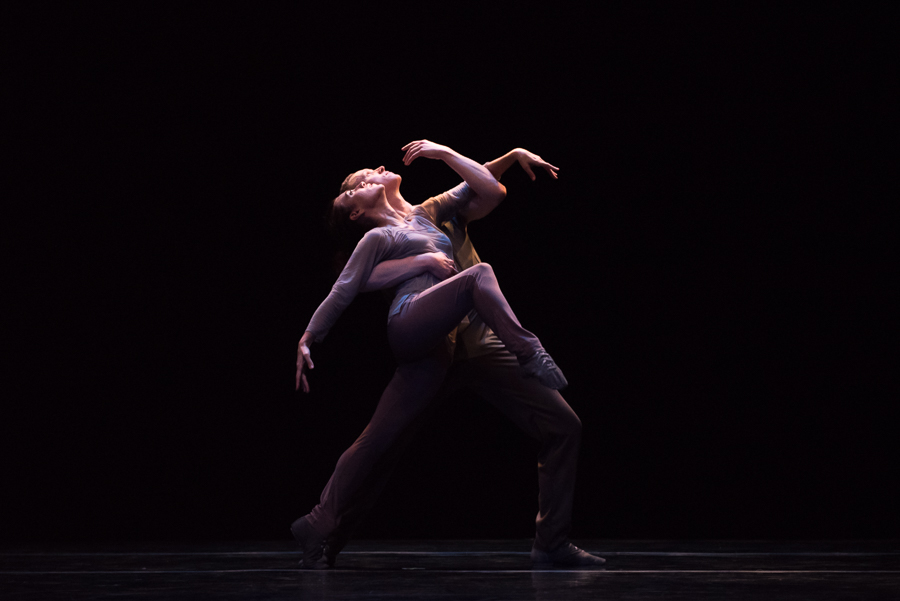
top-left (361, 255), bottom-right (431, 292)
top-left (458, 149), bottom-right (522, 222)
top-left (484, 149), bottom-right (521, 181)
top-left (441, 148), bottom-right (506, 206)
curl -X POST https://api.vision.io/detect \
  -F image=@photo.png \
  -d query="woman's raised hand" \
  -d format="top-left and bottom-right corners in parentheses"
top-left (515, 149), bottom-right (559, 181)
top-left (295, 332), bottom-right (314, 393)
top-left (424, 252), bottom-right (458, 280)
top-left (401, 140), bottom-right (451, 166)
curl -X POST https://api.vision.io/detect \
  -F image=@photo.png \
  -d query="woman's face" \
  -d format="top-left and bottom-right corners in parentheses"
top-left (335, 181), bottom-right (385, 220)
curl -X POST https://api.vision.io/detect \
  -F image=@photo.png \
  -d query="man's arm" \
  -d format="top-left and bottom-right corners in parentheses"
top-left (459, 148), bottom-right (560, 223)
top-left (360, 252), bottom-right (458, 292)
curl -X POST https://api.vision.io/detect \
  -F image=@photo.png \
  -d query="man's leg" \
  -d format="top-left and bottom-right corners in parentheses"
top-left (444, 349), bottom-right (603, 566)
top-left (443, 349), bottom-right (580, 550)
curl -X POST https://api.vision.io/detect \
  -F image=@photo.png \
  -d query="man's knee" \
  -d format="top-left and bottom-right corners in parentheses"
top-left (562, 409), bottom-right (582, 440)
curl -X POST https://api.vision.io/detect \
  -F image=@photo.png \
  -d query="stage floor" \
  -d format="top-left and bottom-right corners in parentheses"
top-left (2, 539), bottom-right (899, 600)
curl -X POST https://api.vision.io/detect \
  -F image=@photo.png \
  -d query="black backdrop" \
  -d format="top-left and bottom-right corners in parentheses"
top-left (3, 4), bottom-right (896, 543)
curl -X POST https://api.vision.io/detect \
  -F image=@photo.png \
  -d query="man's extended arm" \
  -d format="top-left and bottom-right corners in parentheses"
top-left (459, 148), bottom-right (559, 223)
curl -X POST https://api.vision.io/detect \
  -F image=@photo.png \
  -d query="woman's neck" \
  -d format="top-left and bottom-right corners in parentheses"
top-left (369, 201), bottom-right (407, 228)
top-left (385, 188), bottom-right (413, 217)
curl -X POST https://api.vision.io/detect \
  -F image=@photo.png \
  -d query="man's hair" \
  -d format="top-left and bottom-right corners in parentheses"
top-left (339, 170), bottom-right (364, 193)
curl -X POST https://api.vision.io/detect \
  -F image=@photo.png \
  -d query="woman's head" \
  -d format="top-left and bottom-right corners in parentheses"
top-left (325, 181), bottom-right (382, 273)
top-left (326, 181), bottom-right (384, 257)
top-left (340, 166), bottom-right (401, 195)
top-left (333, 181), bottom-right (384, 224)
top-left (326, 167), bottom-right (401, 272)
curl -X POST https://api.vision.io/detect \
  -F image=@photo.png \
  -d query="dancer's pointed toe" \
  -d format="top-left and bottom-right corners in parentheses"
top-left (520, 350), bottom-right (568, 390)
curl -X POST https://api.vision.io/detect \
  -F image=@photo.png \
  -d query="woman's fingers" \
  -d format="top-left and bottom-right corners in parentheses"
top-left (296, 341), bottom-right (314, 392)
top-left (403, 148), bottom-right (421, 166)
top-left (402, 140), bottom-right (441, 165)
top-left (402, 140), bottom-right (422, 150)
top-left (296, 362), bottom-right (311, 393)
top-left (402, 143), bottom-right (417, 164)
top-left (402, 139), bottom-right (430, 151)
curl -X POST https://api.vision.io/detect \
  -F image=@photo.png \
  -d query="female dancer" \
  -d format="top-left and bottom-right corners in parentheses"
top-left (292, 140), bottom-right (565, 568)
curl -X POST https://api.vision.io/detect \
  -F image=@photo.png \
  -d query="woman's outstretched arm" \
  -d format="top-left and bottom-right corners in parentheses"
top-left (402, 140), bottom-right (506, 208)
top-left (296, 229), bottom-right (392, 393)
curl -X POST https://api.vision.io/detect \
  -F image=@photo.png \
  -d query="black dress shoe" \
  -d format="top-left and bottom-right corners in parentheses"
top-left (531, 541), bottom-right (606, 568)
top-left (290, 516), bottom-right (330, 569)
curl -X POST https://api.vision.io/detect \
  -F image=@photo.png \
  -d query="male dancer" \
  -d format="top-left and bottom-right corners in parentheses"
top-left (300, 145), bottom-right (604, 568)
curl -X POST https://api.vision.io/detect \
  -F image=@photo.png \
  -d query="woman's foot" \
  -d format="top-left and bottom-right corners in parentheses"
top-left (290, 516), bottom-right (330, 569)
top-left (520, 350), bottom-right (568, 390)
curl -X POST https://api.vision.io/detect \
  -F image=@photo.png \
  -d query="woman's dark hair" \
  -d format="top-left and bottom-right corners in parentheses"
top-left (326, 175), bottom-right (373, 274)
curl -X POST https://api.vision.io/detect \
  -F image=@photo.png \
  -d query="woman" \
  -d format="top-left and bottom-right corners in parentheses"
top-left (292, 140), bottom-right (566, 568)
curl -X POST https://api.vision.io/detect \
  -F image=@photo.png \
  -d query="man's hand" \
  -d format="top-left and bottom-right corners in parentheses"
top-left (295, 332), bottom-right (314, 393)
top-left (515, 149), bottom-right (559, 181)
top-left (424, 252), bottom-right (458, 280)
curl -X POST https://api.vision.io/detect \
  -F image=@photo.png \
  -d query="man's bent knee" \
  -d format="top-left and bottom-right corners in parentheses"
top-left (564, 411), bottom-right (582, 439)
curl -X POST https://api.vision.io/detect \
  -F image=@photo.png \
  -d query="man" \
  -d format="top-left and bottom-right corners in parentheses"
top-left (303, 144), bottom-right (603, 569)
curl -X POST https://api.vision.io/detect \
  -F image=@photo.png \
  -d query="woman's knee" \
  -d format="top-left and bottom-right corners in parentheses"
top-left (471, 262), bottom-right (493, 275)
top-left (468, 262), bottom-right (496, 283)
top-left (456, 262), bottom-right (495, 293)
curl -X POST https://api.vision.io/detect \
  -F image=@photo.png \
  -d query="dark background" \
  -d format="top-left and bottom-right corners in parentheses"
top-left (3, 4), bottom-right (896, 543)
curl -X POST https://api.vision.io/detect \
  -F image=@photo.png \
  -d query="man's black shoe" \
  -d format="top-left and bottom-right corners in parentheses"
top-left (531, 541), bottom-right (606, 568)
top-left (290, 516), bottom-right (330, 570)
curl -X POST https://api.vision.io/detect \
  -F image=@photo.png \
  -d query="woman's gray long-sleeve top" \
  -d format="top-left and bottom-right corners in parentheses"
top-left (305, 183), bottom-right (473, 343)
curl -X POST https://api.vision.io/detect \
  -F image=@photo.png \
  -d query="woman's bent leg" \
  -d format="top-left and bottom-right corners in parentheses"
top-left (305, 348), bottom-right (451, 536)
top-left (389, 263), bottom-right (542, 362)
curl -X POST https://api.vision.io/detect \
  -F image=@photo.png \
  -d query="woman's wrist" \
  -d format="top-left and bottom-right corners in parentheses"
top-left (439, 145), bottom-right (458, 162)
